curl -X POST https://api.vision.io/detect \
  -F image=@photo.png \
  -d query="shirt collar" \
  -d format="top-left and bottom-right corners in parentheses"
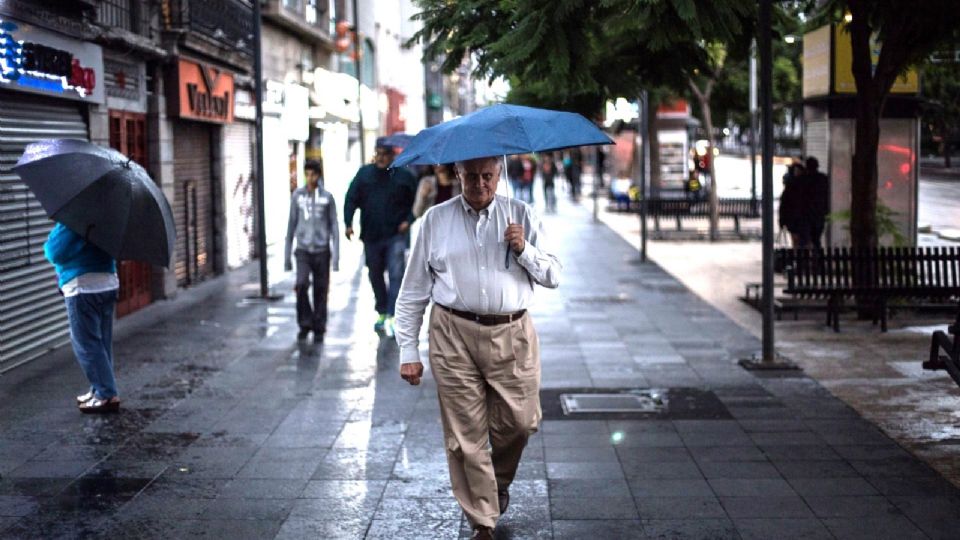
top-left (459, 195), bottom-right (497, 217)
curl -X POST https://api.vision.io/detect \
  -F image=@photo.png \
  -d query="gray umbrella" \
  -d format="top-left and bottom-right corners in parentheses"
top-left (13, 139), bottom-right (176, 268)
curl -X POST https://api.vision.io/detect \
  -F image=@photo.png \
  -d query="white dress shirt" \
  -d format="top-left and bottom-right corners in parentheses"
top-left (61, 272), bottom-right (119, 298)
top-left (394, 194), bottom-right (561, 365)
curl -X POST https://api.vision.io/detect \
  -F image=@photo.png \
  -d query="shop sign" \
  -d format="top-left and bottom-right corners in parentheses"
top-left (0, 17), bottom-right (104, 103)
top-left (173, 58), bottom-right (234, 123)
top-left (234, 88), bottom-right (255, 121)
top-left (282, 83), bottom-right (309, 142)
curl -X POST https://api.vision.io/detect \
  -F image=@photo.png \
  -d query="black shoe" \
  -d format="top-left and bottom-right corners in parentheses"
top-left (313, 332), bottom-right (324, 344)
top-left (498, 487), bottom-right (510, 514)
top-left (297, 328), bottom-right (310, 340)
top-left (472, 526), bottom-right (494, 540)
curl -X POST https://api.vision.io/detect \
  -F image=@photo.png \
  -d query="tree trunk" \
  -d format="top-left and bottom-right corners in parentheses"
top-left (849, 17), bottom-right (880, 250)
top-left (700, 98), bottom-right (720, 241)
top-left (648, 105), bottom-right (661, 194)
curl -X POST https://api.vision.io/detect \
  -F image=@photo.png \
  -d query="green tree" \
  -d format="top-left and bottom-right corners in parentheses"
top-left (819, 0), bottom-right (959, 249)
top-left (411, 0), bottom-right (756, 239)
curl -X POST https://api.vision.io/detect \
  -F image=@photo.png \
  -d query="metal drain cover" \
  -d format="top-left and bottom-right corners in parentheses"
top-left (560, 391), bottom-right (665, 414)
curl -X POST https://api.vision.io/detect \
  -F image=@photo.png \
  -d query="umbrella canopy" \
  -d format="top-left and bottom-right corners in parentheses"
top-left (14, 139), bottom-right (176, 268)
top-left (392, 104), bottom-right (613, 167)
top-left (380, 133), bottom-right (415, 149)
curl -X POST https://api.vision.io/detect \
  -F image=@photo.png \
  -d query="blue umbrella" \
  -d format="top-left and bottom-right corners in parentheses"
top-left (391, 104), bottom-right (612, 167)
top-left (380, 133), bottom-right (415, 149)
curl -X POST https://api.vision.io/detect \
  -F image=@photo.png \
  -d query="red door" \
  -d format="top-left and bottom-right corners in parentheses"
top-left (109, 111), bottom-right (153, 317)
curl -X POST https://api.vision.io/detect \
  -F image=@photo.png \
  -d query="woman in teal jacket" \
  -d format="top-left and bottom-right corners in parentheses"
top-left (44, 222), bottom-right (121, 413)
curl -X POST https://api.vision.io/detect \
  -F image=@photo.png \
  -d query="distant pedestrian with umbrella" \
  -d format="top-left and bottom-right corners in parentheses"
top-left (344, 137), bottom-right (419, 335)
top-left (15, 139), bottom-right (176, 414)
top-left (390, 103), bottom-right (610, 538)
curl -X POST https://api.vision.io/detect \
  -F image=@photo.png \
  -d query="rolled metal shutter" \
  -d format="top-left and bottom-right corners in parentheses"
top-left (0, 93), bottom-right (88, 371)
top-left (223, 122), bottom-right (255, 267)
top-left (173, 122), bottom-right (214, 286)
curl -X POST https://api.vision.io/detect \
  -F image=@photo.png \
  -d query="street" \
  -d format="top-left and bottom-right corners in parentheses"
top-left (3, 194), bottom-right (960, 539)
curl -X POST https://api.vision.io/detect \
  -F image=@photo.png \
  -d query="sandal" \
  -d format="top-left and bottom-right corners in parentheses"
top-left (76, 390), bottom-right (95, 404)
top-left (78, 396), bottom-right (120, 414)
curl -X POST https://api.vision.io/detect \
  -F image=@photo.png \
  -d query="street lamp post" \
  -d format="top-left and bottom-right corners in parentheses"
top-left (352, 0), bottom-right (365, 163)
top-left (739, 0), bottom-right (796, 370)
top-left (252, 0), bottom-right (269, 298)
top-left (639, 91), bottom-right (649, 263)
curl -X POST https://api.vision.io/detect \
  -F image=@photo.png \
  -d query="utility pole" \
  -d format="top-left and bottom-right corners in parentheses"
top-left (749, 40), bottom-right (758, 208)
top-left (252, 0), bottom-right (269, 298)
top-left (352, 0), bottom-right (365, 163)
top-left (639, 91), bottom-right (649, 263)
top-left (739, 0), bottom-right (796, 371)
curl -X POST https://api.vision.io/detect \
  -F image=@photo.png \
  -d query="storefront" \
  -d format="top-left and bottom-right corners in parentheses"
top-left (104, 54), bottom-right (152, 316)
top-left (0, 16), bottom-right (104, 370)
top-left (262, 80), bottom-right (309, 274)
top-left (224, 88), bottom-right (256, 269)
top-left (166, 57), bottom-right (234, 286)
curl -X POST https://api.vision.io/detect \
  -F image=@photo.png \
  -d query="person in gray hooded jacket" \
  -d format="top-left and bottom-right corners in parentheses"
top-left (285, 160), bottom-right (340, 342)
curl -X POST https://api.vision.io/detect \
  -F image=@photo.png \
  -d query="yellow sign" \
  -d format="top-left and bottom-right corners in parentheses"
top-left (833, 25), bottom-right (918, 94)
top-left (802, 26), bottom-right (831, 98)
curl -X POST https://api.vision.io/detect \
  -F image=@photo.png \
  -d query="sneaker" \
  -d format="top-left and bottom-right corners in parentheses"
top-left (374, 314), bottom-right (387, 333)
top-left (297, 328), bottom-right (310, 340)
top-left (385, 316), bottom-right (395, 337)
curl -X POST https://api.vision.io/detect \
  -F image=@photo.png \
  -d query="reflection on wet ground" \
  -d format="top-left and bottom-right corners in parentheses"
top-left (2, 199), bottom-right (960, 539)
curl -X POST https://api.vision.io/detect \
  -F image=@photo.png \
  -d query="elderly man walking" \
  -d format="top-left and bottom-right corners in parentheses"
top-left (394, 156), bottom-right (561, 538)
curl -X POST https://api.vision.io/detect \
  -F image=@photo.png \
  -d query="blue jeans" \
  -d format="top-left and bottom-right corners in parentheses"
top-left (65, 290), bottom-right (118, 399)
top-left (364, 234), bottom-right (406, 316)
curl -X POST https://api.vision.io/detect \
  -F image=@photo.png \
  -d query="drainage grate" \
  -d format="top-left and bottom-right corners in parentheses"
top-left (560, 391), bottom-right (665, 414)
top-left (541, 387), bottom-right (732, 420)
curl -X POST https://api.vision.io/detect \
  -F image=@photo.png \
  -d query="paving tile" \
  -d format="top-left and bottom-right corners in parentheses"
top-left (696, 461), bottom-right (781, 480)
top-left (628, 478), bottom-right (715, 498)
top-left (216, 478), bottom-right (308, 499)
top-left (273, 517), bottom-right (370, 539)
top-left (0, 495), bottom-right (39, 517)
top-left (821, 515), bottom-right (927, 540)
top-left (620, 460), bottom-right (704, 480)
top-left (366, 518), bottom-right (460, 539)
top-left (772, 460), bottom-right (860, 479)
top-left (548, 478), bottom-right (632, 499)
top-left (733, 518), bottom-right (832, 540)
top-left (640, 518), bottom-right (739, 540)
top-left (545, 446), bottom-right (619, 463)
top-left (689, 446), bottom-right (767, 463)
top-left (199, 498), bottom-right (293, 521)
top-left (551, 496), bottom-right (639, 519)
top-left (635, 497), bottom-right (727, 520)
top-left (552, 519), bottom-right (644, 539)
top-left (719, 496), bottom-right (813, 518)
top-left (787, 477), bottom-right (878, 496)
top-left (708, 478), bottom-right (796, 497)
top-left (546, 462), bottom-right (625, 480)
top-left (119, 494), bottom-right (211, 520)
top-left (803, 495), bottom-right (899, 518)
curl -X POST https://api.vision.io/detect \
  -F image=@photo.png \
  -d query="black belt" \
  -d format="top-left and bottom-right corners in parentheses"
top-left (437, 304), bottom-right (525, 326)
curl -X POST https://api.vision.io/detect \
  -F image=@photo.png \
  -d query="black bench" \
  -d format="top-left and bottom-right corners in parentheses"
top-left (922, 306), bottom-right (960, 388)
top-left (777, 247), bottom-right (960, 332)
top-left (617, 198), bottom-right (760, 233)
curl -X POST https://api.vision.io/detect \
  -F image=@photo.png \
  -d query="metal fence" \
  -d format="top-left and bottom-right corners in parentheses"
top-left (97, 0), bottom-right (147, 35)
top-left (163, 0), bottom-right (254, 56)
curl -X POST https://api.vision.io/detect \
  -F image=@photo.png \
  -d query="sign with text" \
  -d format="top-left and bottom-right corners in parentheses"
top-left (0, 17), bottom-right (104, 103)
top-left (172, 58), bottom-right (234, 123)
top-left (833, 25), bottom-right (918, 95)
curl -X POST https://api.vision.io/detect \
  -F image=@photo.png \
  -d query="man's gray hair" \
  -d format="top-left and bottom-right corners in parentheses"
top-left (454, 156), bottom-right (502, 171)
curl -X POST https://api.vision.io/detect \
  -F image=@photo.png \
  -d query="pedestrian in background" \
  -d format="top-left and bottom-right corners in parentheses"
top-left (779, 159), bottom-right (805, 247)
top-left (506, 154), bottom-right (524, 200)
top-left (344, 137), bottom-right (418, 335)
top-left (803, 156), bottom-right (830, 249)
top-left (564, 148), bottom-right (583, 201)
top-left (518, 154), bottom-right (535, 204)
top-left (44, 222), bottom-right (121, 414)
top-left (394, 156), bottom-right (561, 539)
top-left (539, 151), bottom-right (558, 213)
top-left (285, 159), bottom-right (339, 343)
top-left (413, 163), bottom-right (461, 218)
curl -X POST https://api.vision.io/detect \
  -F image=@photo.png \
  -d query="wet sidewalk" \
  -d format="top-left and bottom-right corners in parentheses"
top-left (2, 197), bottom-right (960, 539)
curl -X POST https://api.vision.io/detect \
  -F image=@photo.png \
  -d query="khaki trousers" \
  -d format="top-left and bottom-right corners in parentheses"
top-left (428, 306), bottom-right (542, 528)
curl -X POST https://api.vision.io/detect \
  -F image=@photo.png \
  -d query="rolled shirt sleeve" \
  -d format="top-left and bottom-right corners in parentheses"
top-left (515, 208), bottom-right (561, 289)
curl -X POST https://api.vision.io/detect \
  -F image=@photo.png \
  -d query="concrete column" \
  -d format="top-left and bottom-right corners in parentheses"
top-left (147, 63), bottom-right (179, 299)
